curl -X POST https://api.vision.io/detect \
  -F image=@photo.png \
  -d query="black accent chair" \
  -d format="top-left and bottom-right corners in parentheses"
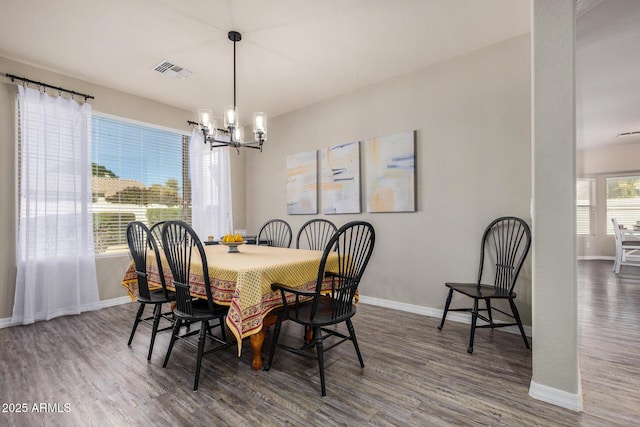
top-left (149, 221), bottom-right (166, 252)
top-left (161, 220), bottom-right (232, 391)
top-left (126, 221), bottom-right (175, 361)
top-left (266, 221), bottom-right (376, 396)
top-left (257, 219), bottom-right (292, 248)
top-left (437, 216), bottom-right (532, 354)
top-left (296, 218), bottom-right (338, 251)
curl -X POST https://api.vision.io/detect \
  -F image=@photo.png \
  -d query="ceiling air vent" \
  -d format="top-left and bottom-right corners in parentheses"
top-left (152, 60), bottom-right (192, 80)
top-left (617, 130), bottom-right (640, 138)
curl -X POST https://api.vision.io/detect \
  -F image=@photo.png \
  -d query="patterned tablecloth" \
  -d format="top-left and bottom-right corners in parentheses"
top-left (121, 244), bottom-right (338, 355)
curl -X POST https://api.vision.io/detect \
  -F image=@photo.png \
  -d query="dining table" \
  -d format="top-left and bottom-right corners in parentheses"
top-left (121, 243), bottom-right (338, 370)
top-left (622, 228), bottom-right (640, 238)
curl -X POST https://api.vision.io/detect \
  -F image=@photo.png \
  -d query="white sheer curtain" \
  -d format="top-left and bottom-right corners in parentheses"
top-left (12, 86), bottom-right (100, 325)
top-left (189, 128), bottom-right (233, 239)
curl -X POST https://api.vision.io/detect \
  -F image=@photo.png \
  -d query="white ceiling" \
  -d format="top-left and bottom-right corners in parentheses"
top-left (0, 0), bottom-right (530, 122)
top-left (0, 0), bottom-right (636, 150)
top-left (577, 0), bottom-right (640, 149)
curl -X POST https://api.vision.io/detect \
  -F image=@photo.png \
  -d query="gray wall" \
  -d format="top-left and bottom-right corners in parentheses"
top-left (245, 35), bottom-right (532, 322)
top-left (1, 34), bottom-right (534, 320)
top-left (0, 56), bottom-right (247, 318)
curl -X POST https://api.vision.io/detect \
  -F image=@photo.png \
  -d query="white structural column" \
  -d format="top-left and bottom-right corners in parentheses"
top-left (530, 0), bottom-right (582, 411)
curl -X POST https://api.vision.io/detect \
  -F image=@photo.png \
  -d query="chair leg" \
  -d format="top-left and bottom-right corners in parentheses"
top-left (204, 316), bottom-right (226, 342)
top-left (346, 318), bottom-right (364, 368)
top-left (147, 304), bottom-right (162, 361)
top-left (128, 303), bottom-right (145, 345)
top-left (193, 320), bottom-right (208, 391)
top-left (509, 298), bottom-right (530, 349)
top-left (265, 315), bottom-right (282, 371)
top-left (219, 317), bottom-right (227, 342)
top-left (468, 299), bottom-right (479, 354)
top-left (438, 289), bottom-right (453, 330)
top-left (163, 318), bottom-right (182, 368)
top-left (485, 299), bottom-right (493, 326)
top-left (314, 326), bottom-right (326, 396)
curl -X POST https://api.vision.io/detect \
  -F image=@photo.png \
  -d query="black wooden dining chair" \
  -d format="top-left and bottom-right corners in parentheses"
top-left (160, 220), bottom-right (232, 391)
top-left (149, 221), bottom-right (166, 252)
top-left (265, 221), bottom-right (376, 396)
top-left (296, 218), bottom-right (338, 251)
top-left (126, 221), bottom-right (175, 361)
top-left (257, 218), bottom-right (292, 248)
top-left (437, 216), bottom-right (532, 353)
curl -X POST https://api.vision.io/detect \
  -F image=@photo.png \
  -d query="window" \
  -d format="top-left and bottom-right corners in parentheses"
top-left (606, 175), bottom-right (640, 234)
top-left (92, 114), bottom-right (191, 254)
top-left (577, 178), bottom-right (595, 235)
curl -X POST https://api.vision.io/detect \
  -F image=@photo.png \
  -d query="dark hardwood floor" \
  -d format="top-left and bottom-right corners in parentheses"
top-left (1, 260), bottom-right (638, 426)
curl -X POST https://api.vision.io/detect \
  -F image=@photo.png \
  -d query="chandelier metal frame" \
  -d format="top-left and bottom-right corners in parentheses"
top-left (193, 31), bottom-right (267, 154)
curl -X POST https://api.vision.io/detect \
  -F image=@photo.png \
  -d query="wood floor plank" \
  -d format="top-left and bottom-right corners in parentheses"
top-left (1, 260), bottom-right (638, 426)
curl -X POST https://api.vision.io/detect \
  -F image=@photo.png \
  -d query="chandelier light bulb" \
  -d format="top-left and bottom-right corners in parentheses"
top-left (224, 106), bottom-right (237, 128)
top-left (233, 125), bottom-right (244, 143)
top-left (198, 109), bottom-right (212, 128)
top-left (254, 112), bottom-right (267, 140)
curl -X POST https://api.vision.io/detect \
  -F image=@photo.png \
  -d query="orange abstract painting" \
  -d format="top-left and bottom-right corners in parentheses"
top-left (365, 131), bottom-right (415, 213)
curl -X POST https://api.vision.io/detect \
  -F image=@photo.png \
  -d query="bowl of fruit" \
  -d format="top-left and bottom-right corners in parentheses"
top-left (220, 233), bottom-right (245, 253)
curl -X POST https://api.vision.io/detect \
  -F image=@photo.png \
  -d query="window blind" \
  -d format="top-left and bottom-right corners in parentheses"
top-left (91, 114), bottom-right (191, 254)
top-left (576, 178), bottom-right (594, 235)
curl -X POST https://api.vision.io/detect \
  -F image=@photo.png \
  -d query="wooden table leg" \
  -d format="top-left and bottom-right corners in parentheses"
top-left (250, 330), bottom-right (265, 370)
top-left (250, 313), bottom-right (278, 370)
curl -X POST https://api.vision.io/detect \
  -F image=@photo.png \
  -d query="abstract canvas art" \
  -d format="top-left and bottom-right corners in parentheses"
top-left (320, 141), bottom-right (360, 214)
top-left (364, 130), bottom-right (415, 212)
top-left (286, 150), bottom-right (318, 214)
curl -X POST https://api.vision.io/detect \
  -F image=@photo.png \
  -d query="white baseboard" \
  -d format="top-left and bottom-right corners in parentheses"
top-left (99, 296), bottom-right (133, 308)
top-left (0, 316), bottom-right (16, 329)
top-left (529, 380), bottom-right (583, 411)
top-left (577, 256), bottom-right (614, 261)
top-left (359, 295), bottom-right (532, 337)
top-left (0, 295), bottom-right (133, 329)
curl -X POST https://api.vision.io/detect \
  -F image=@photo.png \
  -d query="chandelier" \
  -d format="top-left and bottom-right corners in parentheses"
top-left (197, 31), bottom-right (267, 153)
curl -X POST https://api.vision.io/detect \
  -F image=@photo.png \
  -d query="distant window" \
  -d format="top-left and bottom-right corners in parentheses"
top-left (92, 114), bottom-right (191, 254)
top-left (606, 175), bottom-right (640, 234)
top-left (576, 178), bottom-right (595, 235)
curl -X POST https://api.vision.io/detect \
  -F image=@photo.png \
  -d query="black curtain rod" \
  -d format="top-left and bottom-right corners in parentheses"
top-left (187, 120), bottom-right (230, 136)
top-left (5, 73), bottom-right (95, 101)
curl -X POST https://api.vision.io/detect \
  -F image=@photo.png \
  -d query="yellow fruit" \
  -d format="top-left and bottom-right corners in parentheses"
top-left (234, 233), bottom-right (243, 242)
